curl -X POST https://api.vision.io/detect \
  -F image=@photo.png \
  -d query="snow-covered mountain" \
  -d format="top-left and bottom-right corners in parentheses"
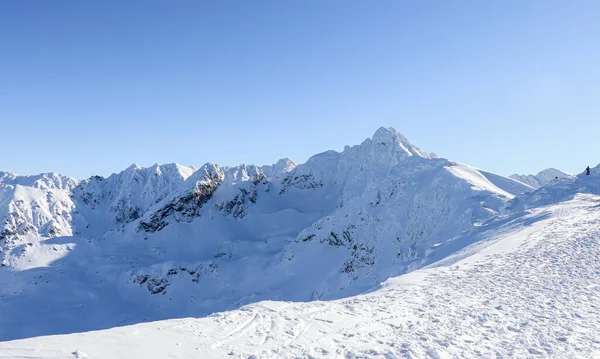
top-left (0, 127), bottom-right (529, 268)
top-left (76, 162), bottom-right (197, 225)
top-left (0, 171), bottom-right (77, 191)
top-left (510, 168), bottom-right (574, 189)
top-left (3, 127), bottom-right (594, 357)
top-left (1, 149), bottom-right (599, 358)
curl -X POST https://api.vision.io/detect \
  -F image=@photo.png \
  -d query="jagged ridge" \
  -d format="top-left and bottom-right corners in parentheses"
top-left (0, 127), bottom-right (536, 319)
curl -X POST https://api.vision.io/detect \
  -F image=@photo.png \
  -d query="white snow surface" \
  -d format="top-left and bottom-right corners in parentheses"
top-left (1, 194), bottom-right (599, 358)
top-left (0, 171), bottom-right (78, 191)
top-left (510, 168), bottom-right (574, 189)
top-left (0, 127), bottom-right (598, 358)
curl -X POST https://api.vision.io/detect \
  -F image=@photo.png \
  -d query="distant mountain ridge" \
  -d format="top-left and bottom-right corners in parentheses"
top-left (510, 168), bottom-right (574, 189)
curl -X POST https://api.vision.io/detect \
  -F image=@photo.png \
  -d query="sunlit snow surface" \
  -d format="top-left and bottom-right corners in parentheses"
top-left (510, 168), bottom-right (574, 189)
top-left (1, 195), bottom-right (599, 358)
top-left (0, 128), bottom-right (597, 358)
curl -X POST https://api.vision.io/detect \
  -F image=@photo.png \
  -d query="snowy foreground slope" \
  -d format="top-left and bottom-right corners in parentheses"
top-left (1, 128), bottom-right (598, 358)
top-left (0, 127), bottom-right (533, 336)
top-left (1, 193), bottom-right (598, 358)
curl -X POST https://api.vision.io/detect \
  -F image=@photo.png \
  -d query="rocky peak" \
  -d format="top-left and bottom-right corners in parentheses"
top-left (369, 127), bottom-right (431, 160)
top-left (137, 163), bottom-right (224, 233)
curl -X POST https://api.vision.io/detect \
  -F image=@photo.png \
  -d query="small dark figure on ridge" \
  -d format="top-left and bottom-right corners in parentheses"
top-left (586, 166), bottom-right (591, 176)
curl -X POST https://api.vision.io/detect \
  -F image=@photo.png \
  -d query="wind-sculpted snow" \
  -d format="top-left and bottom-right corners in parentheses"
top-left (477, 169), bottom-right (535, 195)
top-left (0, 126), bottom-right (589, 347)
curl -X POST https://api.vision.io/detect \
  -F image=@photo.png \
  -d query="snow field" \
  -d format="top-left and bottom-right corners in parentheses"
top-left (1, 195), bottom-right (598, 358)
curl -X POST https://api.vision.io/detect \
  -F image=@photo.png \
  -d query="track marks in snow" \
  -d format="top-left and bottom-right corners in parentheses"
top-left (225, 312), bottom-right (259, 340)
top-left (201, 197), bottom-right (600, 358)
top-left (211, 311), bottom-right (261, 349)
top-left (1, 197), bottom-right (600, 359)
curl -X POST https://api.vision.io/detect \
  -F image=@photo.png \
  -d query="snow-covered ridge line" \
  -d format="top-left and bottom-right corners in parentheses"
top-left (510, 168), bottom-right (574, 189)
top-left (0, 171), bottom-right (78, 191)
top-left (0, 126), bottom-right (533, 265)
top-left (0, 126), bottom-right (563, 345)
top-left (508, 163), bottom-right (600, 211)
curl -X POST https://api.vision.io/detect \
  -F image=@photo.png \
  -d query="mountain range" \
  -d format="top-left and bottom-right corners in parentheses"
top-left (510, 168), bottom-right (574, 189)
top-left (0, 127), bottom-right (598, 358)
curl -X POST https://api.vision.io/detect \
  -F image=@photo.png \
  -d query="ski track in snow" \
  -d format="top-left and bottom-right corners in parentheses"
top-left (1, 196), bottom-right (599, 358)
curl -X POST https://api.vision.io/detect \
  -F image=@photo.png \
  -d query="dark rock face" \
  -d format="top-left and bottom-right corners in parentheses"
top-left (215, 165), bottom-right (266, 219)
top-left (76, 165), bottom-right (195, 225)
top-left (138, 186), bottom-right (215, 232)
top-left (216, 187), bottom-right (258, 219)
top-left (114, 204), bottom-right (141, 224)
top-left (139, 164), bottom-right (224, 233)
top-left (75, 176), bottom-right (106, 209)
top-left (279, 174), bottom-right (323, 194)
top-left (131, 261), bottom-right (219, 294)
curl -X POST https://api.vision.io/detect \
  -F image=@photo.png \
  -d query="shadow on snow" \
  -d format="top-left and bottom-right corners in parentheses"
top-left (0, 208), bottom-right (553, 342)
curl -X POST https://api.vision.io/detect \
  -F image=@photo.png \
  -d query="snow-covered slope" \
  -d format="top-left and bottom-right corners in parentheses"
top-left (510, 168), bottom-right (574, 189)
top-left (2, 193), bottom-right (598, 358)
top-left (508, 164), bottom-right (600, 211)
top-left (75, 162), bottom-right (196, 225)
top-left (0, 163), bottom-right (197, 266)
top-left (0, 127), bottom-right (595, 358)
top-left (0, 183), bottom-right (75, 266)
top-left (0, 171), bottom-right (77, 191)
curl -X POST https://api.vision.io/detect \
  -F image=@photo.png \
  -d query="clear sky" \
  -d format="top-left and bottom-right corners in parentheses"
top-left (1, 1), bottom-right (599, 179)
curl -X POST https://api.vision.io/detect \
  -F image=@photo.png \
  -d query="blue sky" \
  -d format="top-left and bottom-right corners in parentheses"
top-left (1, 1), bottom-right (599, 179)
